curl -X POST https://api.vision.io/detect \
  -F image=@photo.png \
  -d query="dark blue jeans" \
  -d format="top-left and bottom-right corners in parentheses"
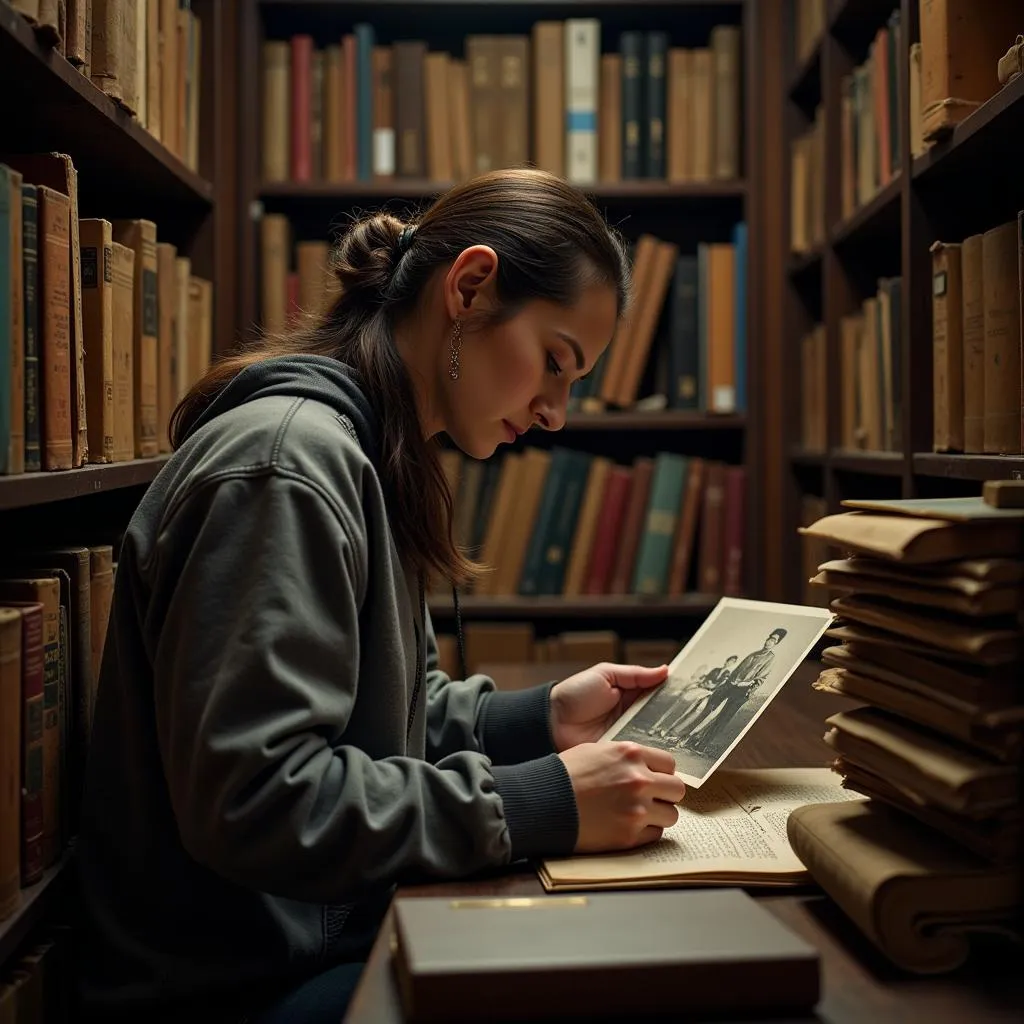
top-left (251, 961), bottom-right (365, 1023)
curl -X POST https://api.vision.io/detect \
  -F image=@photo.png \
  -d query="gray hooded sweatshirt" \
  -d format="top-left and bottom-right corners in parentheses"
top-left (76, 355), bottom-right (579, 1019)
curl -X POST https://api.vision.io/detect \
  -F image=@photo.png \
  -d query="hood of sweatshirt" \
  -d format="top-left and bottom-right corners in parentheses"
top-left (185, 354), bottom-right (382, 470)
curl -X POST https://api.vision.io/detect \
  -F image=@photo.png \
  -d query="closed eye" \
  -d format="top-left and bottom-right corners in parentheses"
top-left (547, 353), bottom-right (563, 377)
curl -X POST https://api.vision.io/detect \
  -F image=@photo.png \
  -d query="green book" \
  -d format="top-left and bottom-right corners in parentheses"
top-left (632, 453), bottom-right (689, 595)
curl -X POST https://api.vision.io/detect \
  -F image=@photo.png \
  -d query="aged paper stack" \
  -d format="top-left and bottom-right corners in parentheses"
top-left (791, 496), bottom-right (1023, 973)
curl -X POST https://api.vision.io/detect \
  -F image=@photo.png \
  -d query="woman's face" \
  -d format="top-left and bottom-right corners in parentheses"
top-left (444, 282), bottom-right (618, 459)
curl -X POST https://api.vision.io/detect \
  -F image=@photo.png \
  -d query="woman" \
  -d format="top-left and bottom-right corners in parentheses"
top-left (77, 169), bottom-right (686, 1023)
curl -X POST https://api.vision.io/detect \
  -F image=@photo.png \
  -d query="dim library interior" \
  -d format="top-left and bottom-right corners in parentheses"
top-left (0, 0), bottom-right (1022, 1021)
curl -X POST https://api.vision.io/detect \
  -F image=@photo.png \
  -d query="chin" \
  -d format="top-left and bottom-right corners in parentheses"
top-left (446, 430), bottom-right (498, 461)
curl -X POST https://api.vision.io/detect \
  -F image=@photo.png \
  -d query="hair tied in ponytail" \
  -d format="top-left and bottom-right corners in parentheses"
top-left (397, 225), bottom-right (417, 256)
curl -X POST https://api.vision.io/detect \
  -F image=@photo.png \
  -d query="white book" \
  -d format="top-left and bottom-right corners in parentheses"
top-left (564, 18), bottom-right (599, 184)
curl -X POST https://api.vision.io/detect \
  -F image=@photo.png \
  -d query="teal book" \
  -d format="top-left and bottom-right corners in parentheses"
top-left (519, 447), bottom-right (572, 595)
top-left (620, 32), bottom-right (644, 179)
top-left (354, 23), bottom-right (376, 181)
top-left (631, 454), bottom-right (688, 595)
top-left (0, 165), bottom-right (11, 474)
top-left (537, 450), bottom-right (592, 595)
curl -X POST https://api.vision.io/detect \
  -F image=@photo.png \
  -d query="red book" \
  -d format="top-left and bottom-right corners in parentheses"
top-left (584, 467), bottom-right (633, 595)
top-left (608, 457), bottom-right (654, 594)
top-left (722, 466), bottom-right (746, 596)
top-left (290, 35), bottom-right (314, 181)
top-left (667, 457), bottom-right (705, 595)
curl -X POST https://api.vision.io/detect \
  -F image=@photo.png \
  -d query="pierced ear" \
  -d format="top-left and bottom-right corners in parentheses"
top-left (451, 246), bottom-right (499, 316)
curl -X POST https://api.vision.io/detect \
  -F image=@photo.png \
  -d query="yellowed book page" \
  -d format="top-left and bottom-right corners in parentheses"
top-left (541, 768), bottom-right (863, 889)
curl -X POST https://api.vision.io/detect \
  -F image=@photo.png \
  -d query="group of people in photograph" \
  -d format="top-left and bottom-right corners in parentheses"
top-left (647, 627), bottom-right (788, 756)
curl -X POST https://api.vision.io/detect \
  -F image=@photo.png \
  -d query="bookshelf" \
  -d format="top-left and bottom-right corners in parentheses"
top-left (0, 0), bottom-right (233, 991)
top-left (237, 0), bottom-right (765, 640)
top-left (775, 0), bottom-right (1024, 604)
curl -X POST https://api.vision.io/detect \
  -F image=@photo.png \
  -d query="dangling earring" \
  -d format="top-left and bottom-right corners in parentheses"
top-left (449, 319), bottom-right (463, 380)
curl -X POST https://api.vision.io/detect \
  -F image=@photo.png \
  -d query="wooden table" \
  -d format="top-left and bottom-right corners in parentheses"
top-left (345, 663), bottom-right (1024, 1023)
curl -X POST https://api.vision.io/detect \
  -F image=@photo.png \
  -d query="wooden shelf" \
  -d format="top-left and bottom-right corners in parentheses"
top-left (787, 246), bottom-right (824, 280)
top-left (0, 6), bottom-right (213, 208)
top-left (912, 75), bottom-right (1024, 183)
top-left (0, 854), bottom-right (72, 966)
top-left (790, 447), bottom-right (826, 467)
top-left (259, 179), bottom-right (747, 202)
top-left (912, 453), bottom-right (1024, 482)
top-left (0, 457), bottom-right (171, 512)
top-left (830, 449), bottom-right (904, 476)
top-left (427, 594), bottom-right (720, 619)
top-left (564, 411), bottom-right (745, 431)
top-left (259, 0), bottom-right (742, 7)
top-left (832, 173), bottom-right (902, 246)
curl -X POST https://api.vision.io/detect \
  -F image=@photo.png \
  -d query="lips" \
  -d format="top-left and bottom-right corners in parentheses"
top-left (502, 420), bottom-right (518, 443)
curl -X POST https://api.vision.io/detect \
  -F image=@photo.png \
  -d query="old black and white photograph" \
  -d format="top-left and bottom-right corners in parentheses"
top-left (604, 598), bottom-right (834, 787)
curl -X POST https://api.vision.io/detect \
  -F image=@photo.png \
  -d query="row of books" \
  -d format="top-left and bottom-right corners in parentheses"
top-left (12, 0), bottom-right (203, 172)
top-left (433, 626), bottom-right (681, 680)
top-left (0, 546), bottom-right (115, 920)
top-left (931, 215), bottom-right (1024, 457)
top-left (793, 0), bottom-right (826, 67)
top-left (797, 496), bottom-right (1021, 970)
top-left (839, 9), bottom-right (902, 221)
top-left (838, 277), bottom-right (903, 454)
top-left (435, 448), bottom-right (745, 600)
top-left (790, 105), bottom-right (824, 256)
top-left (257, 221), bottom-right (747, 415)
top-left (0, 154), bottom-right (213, 476)
top-left (260, 20), bottom-right (743, 187)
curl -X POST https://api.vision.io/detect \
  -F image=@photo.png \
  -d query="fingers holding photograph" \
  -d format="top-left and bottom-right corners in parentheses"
top-left (605, 599), bottom-right (834, 787)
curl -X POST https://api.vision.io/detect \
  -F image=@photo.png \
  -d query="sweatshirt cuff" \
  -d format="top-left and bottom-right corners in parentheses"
top-left (491, 755), bottom-right (579, 861)
top-left (478, 682), bottom-right (557, 765)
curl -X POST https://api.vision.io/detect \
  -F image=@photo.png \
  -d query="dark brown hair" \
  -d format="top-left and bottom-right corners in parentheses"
top-left (170, 168), bottom-right (631, 585)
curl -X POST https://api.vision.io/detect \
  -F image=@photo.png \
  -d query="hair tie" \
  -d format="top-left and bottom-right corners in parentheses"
top-left (398, 225), bottom-right (416, 255)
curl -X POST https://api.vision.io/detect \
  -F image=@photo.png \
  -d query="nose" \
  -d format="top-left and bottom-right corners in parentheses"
top-left (531, 396), bottom-right (566, 432)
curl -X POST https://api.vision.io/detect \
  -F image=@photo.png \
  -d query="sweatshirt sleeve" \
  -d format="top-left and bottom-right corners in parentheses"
top-left (148, 468), bottom-right (576, 905)
top-left (422, 614), bottom-right (561, 766)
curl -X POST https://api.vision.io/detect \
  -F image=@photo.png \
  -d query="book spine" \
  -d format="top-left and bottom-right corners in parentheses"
top-left (355, 24), bottom-right (376, 181)
top-left (289, 35), bottom-right (313, 182)
top-left (80, 219), bottom-right (115, 464)
top-left (620, 32), bottom-right (643, 179)
top-left (0, 167), bottom-right (11, 475)
top-left (644, 32), bottom-right (667, 179)
top-left (21, 185), bottom-right (41, 472)
top-left (0, 610), bottom-right (21, 918)
top-left (8, 169), bottom-right (24, 475)
top-left (564, 19), bottom-right (599, 184)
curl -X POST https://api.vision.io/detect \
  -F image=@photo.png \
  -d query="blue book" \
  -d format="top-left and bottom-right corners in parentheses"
top-left (732, 222), bottom-right (748, 413)
top-left (354, 24), bottom-right (376, 181)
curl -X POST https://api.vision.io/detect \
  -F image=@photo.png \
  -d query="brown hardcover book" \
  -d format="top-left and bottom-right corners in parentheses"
top-left (394, 41), bottom-right (426, 179)
top-left (160, 0), bottom-right (179, 158)
top-left (698, 461), bottom-right (726, 593)
top-left (309, 48), bottom-right (324, 180)
top-left (667, 457), bottom-right (705, 595)
top-left (496, 37), bottom-right (529, 171)
top-left (689, 48), bottom-right (714, 182)
top-left (79, 219), bottom-right (115, 464)
top-left (186, 12), bottom-right (201, 172)
top-left (88, 546), bottom-right (114, 727)
top-left (6, 168), bottom-right (24, 474)
top-left (262, 41), bottom-right (290, 183)
top-left (121, 0), bottom-right (138, 116)
top-left (667, 48), bottom-right (692, 182)
top-left (188, 277), bottom-right (212, 385)
top-left (156, 242), bottom-right (176, 452)
top-left (463, 624), bottom-right (534, 676)
top-left (447, 60), bottom-right (473, 182)
top-left (289, 35), bottom-right (313, 182)
top-left (260, 214), bottom-right (289, 333)
top-left (919, 0), bottom-right (1021, 140)
top-left (0, 607), bottom-right (21, 919)
top-left (532, 22), bottom-right (563, 177)
top-left (960, 232), bottom-right (985, 452)
top-left (608, 455), bottom-right (654, 595)
top-left (476, 454), bottom-right (524, 596)
top-left (722, 466), bottom-right (746, 595)
top-left (0, 579), bottom-right (59, 868)
top-left (173, 256), bottom-right (191, 400)
top-left (296, 241), bottom-right (330, 316)
top-left (616, 239), bottom-right (678, 407)
top-left (342, 35), bottom-right (357, 182)
top-left (0, 600), bottom-right (44, 886)
top-left (110, 240), bottom-right (135, 463)
top-left (466, 36), bottom-right (499, 175)
top-left (599, 235), bottom-right (657, 406)
top-left (112, 219), bottom-right (159, 457)
top-left (598, 54), bottom-right (622, 183)
top-left (708, 243), bottom-right (737, 413)
top-left (1019, 210), bottom-right (1023, 454)
top-left (371, 46), bottom-right (394, 179)
top-left (90, 1), bottom-right (125, 102)
top-left (930, 241), bottom-right (964, 452)
top-left (176, 9), bottom-right (189, 165)
top-left (36, 186), bottom-right (73, 471)
top-left (323, 45), bottom-right (344, 183)
top-left (711, 26), bottom-right (741, 180)
top-left (145, 0), bottom-right (160, 140)
top-left (563, 456), bottom-right (611, 597)
top-left (981, 220), bottom-right (1021, 454)
top-left (424, 53), bottom-right (453, 184)
top-left (492, 448), bottom-right (551, 595)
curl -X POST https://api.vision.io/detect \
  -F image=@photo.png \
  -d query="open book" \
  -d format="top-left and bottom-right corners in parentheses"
top-left (537, 768), bottom-right (865, 892)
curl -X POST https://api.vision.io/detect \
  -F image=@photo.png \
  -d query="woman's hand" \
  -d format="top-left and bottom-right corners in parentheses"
top-left (549, 662), bottom-right (669, 752)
